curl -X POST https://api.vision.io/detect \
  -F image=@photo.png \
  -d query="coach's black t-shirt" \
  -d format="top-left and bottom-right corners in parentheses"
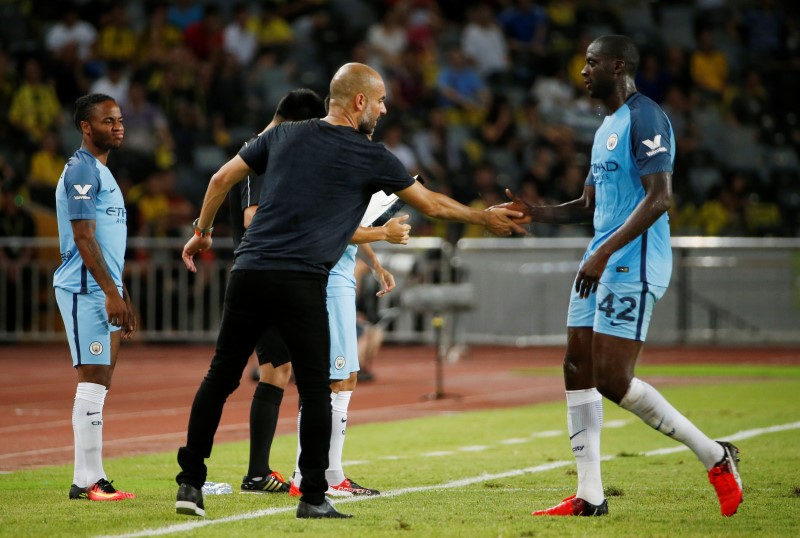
top-left (235, 118), bottom-right (415, 275)
top-left (228, 136), bottom-right (262, 248)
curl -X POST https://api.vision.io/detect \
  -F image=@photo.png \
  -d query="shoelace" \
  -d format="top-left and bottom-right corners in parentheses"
top-left (95, 479), bottom-right (117, 493)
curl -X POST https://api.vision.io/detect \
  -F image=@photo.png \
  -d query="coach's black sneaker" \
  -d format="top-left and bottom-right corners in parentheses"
top-left (69, 484), bottom-right (88, 500)
top-left (532, 494), bottom-right (608, 516)
top-left (296, 498), bottom-right (352, 519)
top-left (176, 483), bottom-right (205, 517)
top-left (240, 471), bottom-right (290, 493)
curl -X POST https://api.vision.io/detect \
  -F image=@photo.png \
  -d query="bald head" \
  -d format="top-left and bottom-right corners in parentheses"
top-left (327, 62), bottom-right (387, 135)
top-left (329, 63), bottom-right (383, 103)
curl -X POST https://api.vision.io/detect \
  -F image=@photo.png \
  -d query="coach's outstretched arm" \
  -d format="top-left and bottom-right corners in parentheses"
top-left (395, 179), bottom-right (526, 237)
top-left (182, 155), bottom-right (252, 272)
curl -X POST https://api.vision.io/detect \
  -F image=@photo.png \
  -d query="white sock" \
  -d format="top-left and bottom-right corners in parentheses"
top-left (72, 382), bottom-right (107, 487)
top-left (292, 407), bottom-right (303, 487)
top-left (326, 390), bottom-right (352, 485)
top-left (567, 388), bottom-right (604, 505)
top-left (619, 378), bottom-right (724, 470)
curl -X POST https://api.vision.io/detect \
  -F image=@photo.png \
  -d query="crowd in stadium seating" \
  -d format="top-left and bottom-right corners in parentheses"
top-left (1, 0), bottom-right (799, 245)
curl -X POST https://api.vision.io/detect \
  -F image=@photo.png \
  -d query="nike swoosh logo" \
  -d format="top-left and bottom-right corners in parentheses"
top-left (110, 188), bottom-right (117, 193)
top-left (569, 428), bottom-right (586, 440)
top-left (89, 490), bottom-right (118, 500)
top-left (341, 417), bottom-right (347, 423)
top-left (610, 320), bottom-right (629, 326)
top-left (86, 411), bottom-right (101, 416)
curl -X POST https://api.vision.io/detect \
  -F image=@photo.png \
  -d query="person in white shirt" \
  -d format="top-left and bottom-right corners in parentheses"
top-left (366, 7), bottom-right (408, 74)
top-left (89, 61), bottom-right (129, 108)
top-left (380, 122), bottom-right (421, 177)
top-left (223, 3), bottom-right (258, 67)
top-left (461, 3), bottom-right (510, 81)
top-left (46, 3), bottom-right (97, 62)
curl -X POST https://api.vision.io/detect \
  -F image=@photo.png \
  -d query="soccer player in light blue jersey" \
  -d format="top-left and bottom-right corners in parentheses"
top-left (55, 94), bottom-right (136, 502)
top-left (500, 35), bottom-right (743, 517)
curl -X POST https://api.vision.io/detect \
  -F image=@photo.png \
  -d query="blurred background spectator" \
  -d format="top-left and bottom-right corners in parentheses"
top-left (0, 0), bottom-right (797, 246)
top-left (0, 180), bottom-right (36, 332)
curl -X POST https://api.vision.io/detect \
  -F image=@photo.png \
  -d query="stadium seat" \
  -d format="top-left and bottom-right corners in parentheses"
top-left (688, 166), bottom-right (723, 204)
top-left (192, 145), bottom-right (228, 175)
top-left (659, 5), bottom-right (696, 48)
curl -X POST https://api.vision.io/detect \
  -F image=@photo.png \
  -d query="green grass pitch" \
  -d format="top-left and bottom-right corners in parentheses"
top-left (1, 365), bottom-right (799, 538)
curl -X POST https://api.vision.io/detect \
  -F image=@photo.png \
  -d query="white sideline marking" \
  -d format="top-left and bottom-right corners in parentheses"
top-left (345, 421), bottom-right (632, 467)
top-left (458, 445), bottom-right (490, 452)
top-left (499, 438), bottom-right (529, 445)
top-left (530, 429), bottom-right (564, 438)
top-left (96, 421), bottom-right (800, 538)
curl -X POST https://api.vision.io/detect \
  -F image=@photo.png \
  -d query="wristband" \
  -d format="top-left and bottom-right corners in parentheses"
top-left (193, 218), bottom-right (214, 238)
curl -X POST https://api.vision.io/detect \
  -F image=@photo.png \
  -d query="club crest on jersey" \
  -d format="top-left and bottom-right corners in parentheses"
top-left (334, 356), bottom-right (346, 370)
top-left (73, 184), bottom-right (92, 200)
top-left (89, 341), bottom-right (103, 355)
top-left (642, 134), bottom-right (667, 157)
top-left (606, 133), bottom-right (618, 150)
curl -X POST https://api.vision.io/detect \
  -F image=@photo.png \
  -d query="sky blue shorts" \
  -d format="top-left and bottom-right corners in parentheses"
top-left (56, 288), bottom-right (121, 367)
top-left (566, 281), bottom-right (666, 342)
top-left (327, 289), bottom-right (359, 379)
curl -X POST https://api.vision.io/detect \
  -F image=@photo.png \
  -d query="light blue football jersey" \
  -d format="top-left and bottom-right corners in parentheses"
top-left (54, 148), bottom-right (127, 293)
top-left (328, 244), bottom-right (357, 296)
top-left (584, 92), bottom-right (674, 287)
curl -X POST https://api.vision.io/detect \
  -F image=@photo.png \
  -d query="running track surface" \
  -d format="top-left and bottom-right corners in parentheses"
top-left (1, 343), bottom-right (797, 472)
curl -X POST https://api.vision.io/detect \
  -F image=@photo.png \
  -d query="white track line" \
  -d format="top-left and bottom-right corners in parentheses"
top-left (347, 421), bottom-right (630, 467)
top-left (0, 386), bottom-right (547, 462)
top-left (96, 421), bottom-right (800, 538)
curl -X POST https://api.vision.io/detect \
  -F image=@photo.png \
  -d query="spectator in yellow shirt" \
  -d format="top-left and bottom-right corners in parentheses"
top-left (690, 27), bottom-right (728, 101)
top-left (249, 7), bottom-right (293, 50)
top-left (96, 4), bottom-right (139, 63)
top-left (27, 130), bottom-right (66, 208)
top-left (8, 58), bottom-right (63, 151)
top-left (137, 2), bottom-right (184, 69)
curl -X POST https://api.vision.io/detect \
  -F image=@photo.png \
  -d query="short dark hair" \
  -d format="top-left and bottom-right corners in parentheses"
top-left (275, 89), bottom-right (326, 121)
top-left (73, 93), bottom-right (115, 131)
top-left (594, 35), bottom-right (640, 76)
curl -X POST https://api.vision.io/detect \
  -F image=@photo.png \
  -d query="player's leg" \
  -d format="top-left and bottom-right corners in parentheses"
top-left (327, 373), bottom-right (381, 496)
top-left (593, 282), bottom-right (741, 516)
top-left (242, 328), bottom-right (292, 493)
top-left (57, 288), bottom-right (133, 501)
top-left (326, 291), bottom-right (357, 492)
top-left (533, 284), bottom-right (607, 516)
top-left (325, 292), bottom-right (379, 497)
top-left (327, 373), bottom-right (354, 490)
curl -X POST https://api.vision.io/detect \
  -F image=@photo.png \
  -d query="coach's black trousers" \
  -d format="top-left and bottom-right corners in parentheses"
top-left (177, 269), bottom-right (332, 505)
